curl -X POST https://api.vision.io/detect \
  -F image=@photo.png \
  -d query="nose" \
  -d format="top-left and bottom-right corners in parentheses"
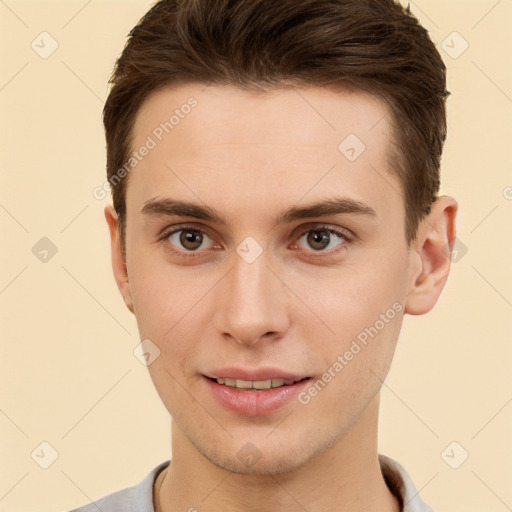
top-left (213, 249), bottom-right (290, 347)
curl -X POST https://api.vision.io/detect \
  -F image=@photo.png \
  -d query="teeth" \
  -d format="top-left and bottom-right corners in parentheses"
top-left (252, 380), bottom-right (271, 389)
top-left (215, 378), bottom-right (300, 389)
top-left (236, 379), bottom-right (252, 389)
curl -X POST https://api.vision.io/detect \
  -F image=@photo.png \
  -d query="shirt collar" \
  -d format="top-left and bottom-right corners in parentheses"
top-left (139, 456), bottom-right (434, 512)
top-left (379, 454), bottom-right (434, 512)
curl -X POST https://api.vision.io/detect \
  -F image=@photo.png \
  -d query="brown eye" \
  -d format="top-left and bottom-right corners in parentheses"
top-left (296, 228), bottom-right (347, 252)
top-left (306, 230), bottom-right (331, 250)
top-left (167, 228), bottom-right (214, 251)
top-left (179, 230), bottom-right (203, 250)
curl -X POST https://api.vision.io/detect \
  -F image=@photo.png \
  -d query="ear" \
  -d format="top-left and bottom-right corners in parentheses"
top-left (104, 205), bottom-right (134, 314)
top-left (405, 195), bottom-right (458, 315)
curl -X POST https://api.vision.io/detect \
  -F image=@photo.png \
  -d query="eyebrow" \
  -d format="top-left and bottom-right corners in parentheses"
top-left (140, 196), bottom-right (377, 227)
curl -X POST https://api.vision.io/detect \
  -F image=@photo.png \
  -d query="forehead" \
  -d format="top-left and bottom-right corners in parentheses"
top-left (132, 83), bottom-right (391, 149)
top-left (125, 83), bottom-right (399, 222)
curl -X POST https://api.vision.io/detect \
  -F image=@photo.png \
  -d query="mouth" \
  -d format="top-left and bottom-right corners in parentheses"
top-left (203, 370), bottom-right (312, 415)
top-left (207, 376), bottom-right (309, 390)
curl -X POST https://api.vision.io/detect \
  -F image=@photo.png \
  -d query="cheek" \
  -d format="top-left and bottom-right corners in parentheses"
top-left (130, 262), bottom-right (200, 412)
top-left (295, 252), bottom-right (408, 340)
top-left (299, 296), bottom-right (403, 421)
top-left (128, 247), bottom-right (185, 334)
top-left (127, 252), bottom-right (214, 372)
top-left (295, 250), bottom-right (407, 399)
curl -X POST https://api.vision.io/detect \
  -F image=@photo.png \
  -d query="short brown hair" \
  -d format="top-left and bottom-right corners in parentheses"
top-left (103, 0), bottom-right (448, 246)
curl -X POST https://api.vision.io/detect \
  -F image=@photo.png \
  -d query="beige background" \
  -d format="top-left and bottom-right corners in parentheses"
top-left (1, 1), bottom-right (511, 511)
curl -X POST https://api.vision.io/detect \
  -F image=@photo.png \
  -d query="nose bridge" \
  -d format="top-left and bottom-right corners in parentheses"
top-left (215, 246), bottom-right (288, 345)
top-left (233, 252), bottom-right (269, 305)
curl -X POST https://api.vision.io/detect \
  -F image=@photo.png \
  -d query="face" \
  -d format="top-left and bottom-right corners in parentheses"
top-left (113, 84), bottom-right (419, 475)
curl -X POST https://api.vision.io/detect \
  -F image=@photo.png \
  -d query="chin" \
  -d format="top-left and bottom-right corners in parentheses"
top-left (204, 447), bottom-right (310, 476)
top-left (190, 427), bottom-right (335, 477)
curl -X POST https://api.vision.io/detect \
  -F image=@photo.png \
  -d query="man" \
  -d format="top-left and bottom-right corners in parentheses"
top-left (73, 0), bottom-right (457, 510)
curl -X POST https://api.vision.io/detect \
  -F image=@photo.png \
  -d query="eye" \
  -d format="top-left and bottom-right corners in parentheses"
top-left (165, 227), bottom-right (216, 252)
top-left (293, 225), bottom-right (350, 253)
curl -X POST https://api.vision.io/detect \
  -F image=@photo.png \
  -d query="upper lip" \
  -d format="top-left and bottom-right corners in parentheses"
top-left (204, 367), bottom-right (308, 381)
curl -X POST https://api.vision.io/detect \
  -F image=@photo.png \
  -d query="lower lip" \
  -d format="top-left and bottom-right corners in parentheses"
top-left (204, 377), bottom-right (310, 416)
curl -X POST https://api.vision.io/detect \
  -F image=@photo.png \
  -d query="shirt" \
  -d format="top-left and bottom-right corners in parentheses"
top-left (69, 454), bottom-right (434, 511)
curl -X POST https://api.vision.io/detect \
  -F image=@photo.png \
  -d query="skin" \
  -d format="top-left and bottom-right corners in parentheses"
top-left (105, 83), bottom-right (457, 512)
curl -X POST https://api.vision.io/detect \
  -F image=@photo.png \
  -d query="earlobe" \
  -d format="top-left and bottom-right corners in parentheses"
top-left (404, 195), bottom-right (458, 315)
top-left (104, 206), bottom-right (135, 314)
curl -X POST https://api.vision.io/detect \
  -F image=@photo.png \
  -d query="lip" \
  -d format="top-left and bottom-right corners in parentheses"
top-left (203, 367), bottom-right (311, 416)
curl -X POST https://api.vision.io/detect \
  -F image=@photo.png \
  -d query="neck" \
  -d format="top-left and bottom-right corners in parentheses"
top-left (156, 395), bottom-right (400, 512)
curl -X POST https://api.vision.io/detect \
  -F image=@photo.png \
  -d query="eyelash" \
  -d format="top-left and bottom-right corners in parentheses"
top-left (159, 223), bottom-right (353, 259)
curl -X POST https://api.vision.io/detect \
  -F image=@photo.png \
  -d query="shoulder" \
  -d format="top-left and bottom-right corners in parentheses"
top-left (69, 460), bottom-right (171, 512)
